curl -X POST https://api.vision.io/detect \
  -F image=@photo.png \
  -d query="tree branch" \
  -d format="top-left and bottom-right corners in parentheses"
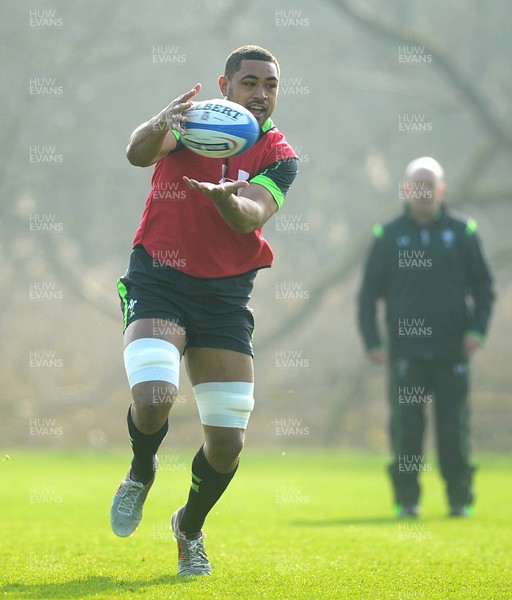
top-left (324, 0), bottom-right (512, 150)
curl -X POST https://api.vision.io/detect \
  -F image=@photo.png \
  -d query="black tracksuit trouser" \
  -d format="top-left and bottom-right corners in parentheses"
top-left (387, 358), bottom-right (476, 508)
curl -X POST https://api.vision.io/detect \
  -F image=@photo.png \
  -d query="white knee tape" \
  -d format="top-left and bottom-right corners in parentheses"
top-left (123, 338), bottom-right (180, 389)
top-left (193, 382), bottom-right (254, 429)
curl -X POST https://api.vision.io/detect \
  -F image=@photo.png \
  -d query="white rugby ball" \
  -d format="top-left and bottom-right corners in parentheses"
top-left (182, 99), bottom-right (260, 158)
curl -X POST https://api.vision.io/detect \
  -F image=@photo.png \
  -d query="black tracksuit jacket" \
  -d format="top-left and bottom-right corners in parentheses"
top-left (357, 206), bottom-right (495, 361)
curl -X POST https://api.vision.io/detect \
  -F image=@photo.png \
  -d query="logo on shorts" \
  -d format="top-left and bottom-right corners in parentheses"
top-left (128, 299), bottom-right (137, 319)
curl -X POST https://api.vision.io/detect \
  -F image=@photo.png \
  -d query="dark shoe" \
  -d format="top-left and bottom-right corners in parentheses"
top-left (395, 504), bottom-right (420, 518)
top-left (449, 505), bottom-right (472, 517)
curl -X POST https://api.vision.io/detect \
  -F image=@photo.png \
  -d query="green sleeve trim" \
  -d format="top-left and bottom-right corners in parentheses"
top-left (465, 330), bottom-right (486, 344)
top-left (261, 118), bottom-right (274, 133)
top-left (171, 130), bottom-right (181, 141)
top-left (117, 279), bottom-right (129, 332)
top-left (373, 223), bottom-right (384, 239)
top-left (250, 173), bottom-right (285, 208)
top-left (465, 218), bottom-right (478, 236)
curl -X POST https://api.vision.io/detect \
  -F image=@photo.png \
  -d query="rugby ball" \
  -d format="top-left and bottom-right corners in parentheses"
top-left (182, 99), bottom-right (260, 158)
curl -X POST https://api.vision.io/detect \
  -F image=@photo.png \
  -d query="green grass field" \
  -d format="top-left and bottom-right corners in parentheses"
top-left (1, 449), bottom-right (511, 599)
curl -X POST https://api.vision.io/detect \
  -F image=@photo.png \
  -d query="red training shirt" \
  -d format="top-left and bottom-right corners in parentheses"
top-left (133, 119), bottom-right (298, 279)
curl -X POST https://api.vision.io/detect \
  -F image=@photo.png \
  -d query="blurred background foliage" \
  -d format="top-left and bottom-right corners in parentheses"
top-left (2, 0), bottom-right (511, 451)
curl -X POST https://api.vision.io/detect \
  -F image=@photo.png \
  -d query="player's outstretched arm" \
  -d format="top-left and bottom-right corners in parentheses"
top-left (183, 176), bottom-right (277, 234)
top-left (126, 84), bottom-right (201, 168)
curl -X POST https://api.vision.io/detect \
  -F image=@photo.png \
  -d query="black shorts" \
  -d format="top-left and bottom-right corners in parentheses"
top-left (117, 245), bottom-right (257, 356)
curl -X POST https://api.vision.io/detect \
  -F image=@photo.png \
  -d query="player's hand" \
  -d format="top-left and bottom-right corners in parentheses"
top-left (463, 335), bottom-right (482, 358)
top-left (157, 84), bottom-right (201, 134)
top-left (183, 176), bottom-right (250, 202)
top-left (367, 348), bottom-right (388, 364)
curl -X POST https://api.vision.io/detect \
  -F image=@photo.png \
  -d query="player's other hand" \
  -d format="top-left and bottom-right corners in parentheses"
top-left (183, 176), bottom-right (250, 201)
top-left (463, 335), bottom-right (482, 358)
top-left (157, 84), bottom-right (201, 134)
top-left (367, 348), bottom-right (388, 364)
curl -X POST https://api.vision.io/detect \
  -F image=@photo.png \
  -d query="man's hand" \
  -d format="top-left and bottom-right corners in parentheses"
top-left (126, 84), bottom-right (201, 167)
top-left (183, 176), bottom-right (276, 234)
top-left (156, 84), bottom-right (201, 135)
top-left (183, 176), bottom-right (249, 201)
top-left (367, 348), bottom-right (388, 364)
top-left (463, 335), bottom-right (483, 358)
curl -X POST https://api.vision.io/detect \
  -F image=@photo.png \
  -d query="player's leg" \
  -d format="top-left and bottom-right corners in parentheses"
top-left (123, 317), bottom-right (187, 481)
top-left (170, 347), bottom-right (253, 575)
top-left (432, 360), bottom-right (475, 516)
top-left (111, 317), bottom-right (186, 537)
top-left (180, 347), bottom-right (253, 530)
top-left (167, 266), bottom-right (255, 573)
top-left (387, 359), bottom-right (428, 516)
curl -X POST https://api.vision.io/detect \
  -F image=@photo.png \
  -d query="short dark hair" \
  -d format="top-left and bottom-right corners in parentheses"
top-left (224, 45), bottom-right (280, 80)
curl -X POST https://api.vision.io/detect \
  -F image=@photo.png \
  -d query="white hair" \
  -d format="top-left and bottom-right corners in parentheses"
top-left (405, 157), bottom-right (444, 182)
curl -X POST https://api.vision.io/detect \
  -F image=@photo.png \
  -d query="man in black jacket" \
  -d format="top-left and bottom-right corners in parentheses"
top-left (357, 157), bottom-right (495, 518)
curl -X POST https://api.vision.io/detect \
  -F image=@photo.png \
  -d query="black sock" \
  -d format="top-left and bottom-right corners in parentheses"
top-left (127, 406), bottom-right (168, 484)
top-left (179, 446), bottom-right (238, 537)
